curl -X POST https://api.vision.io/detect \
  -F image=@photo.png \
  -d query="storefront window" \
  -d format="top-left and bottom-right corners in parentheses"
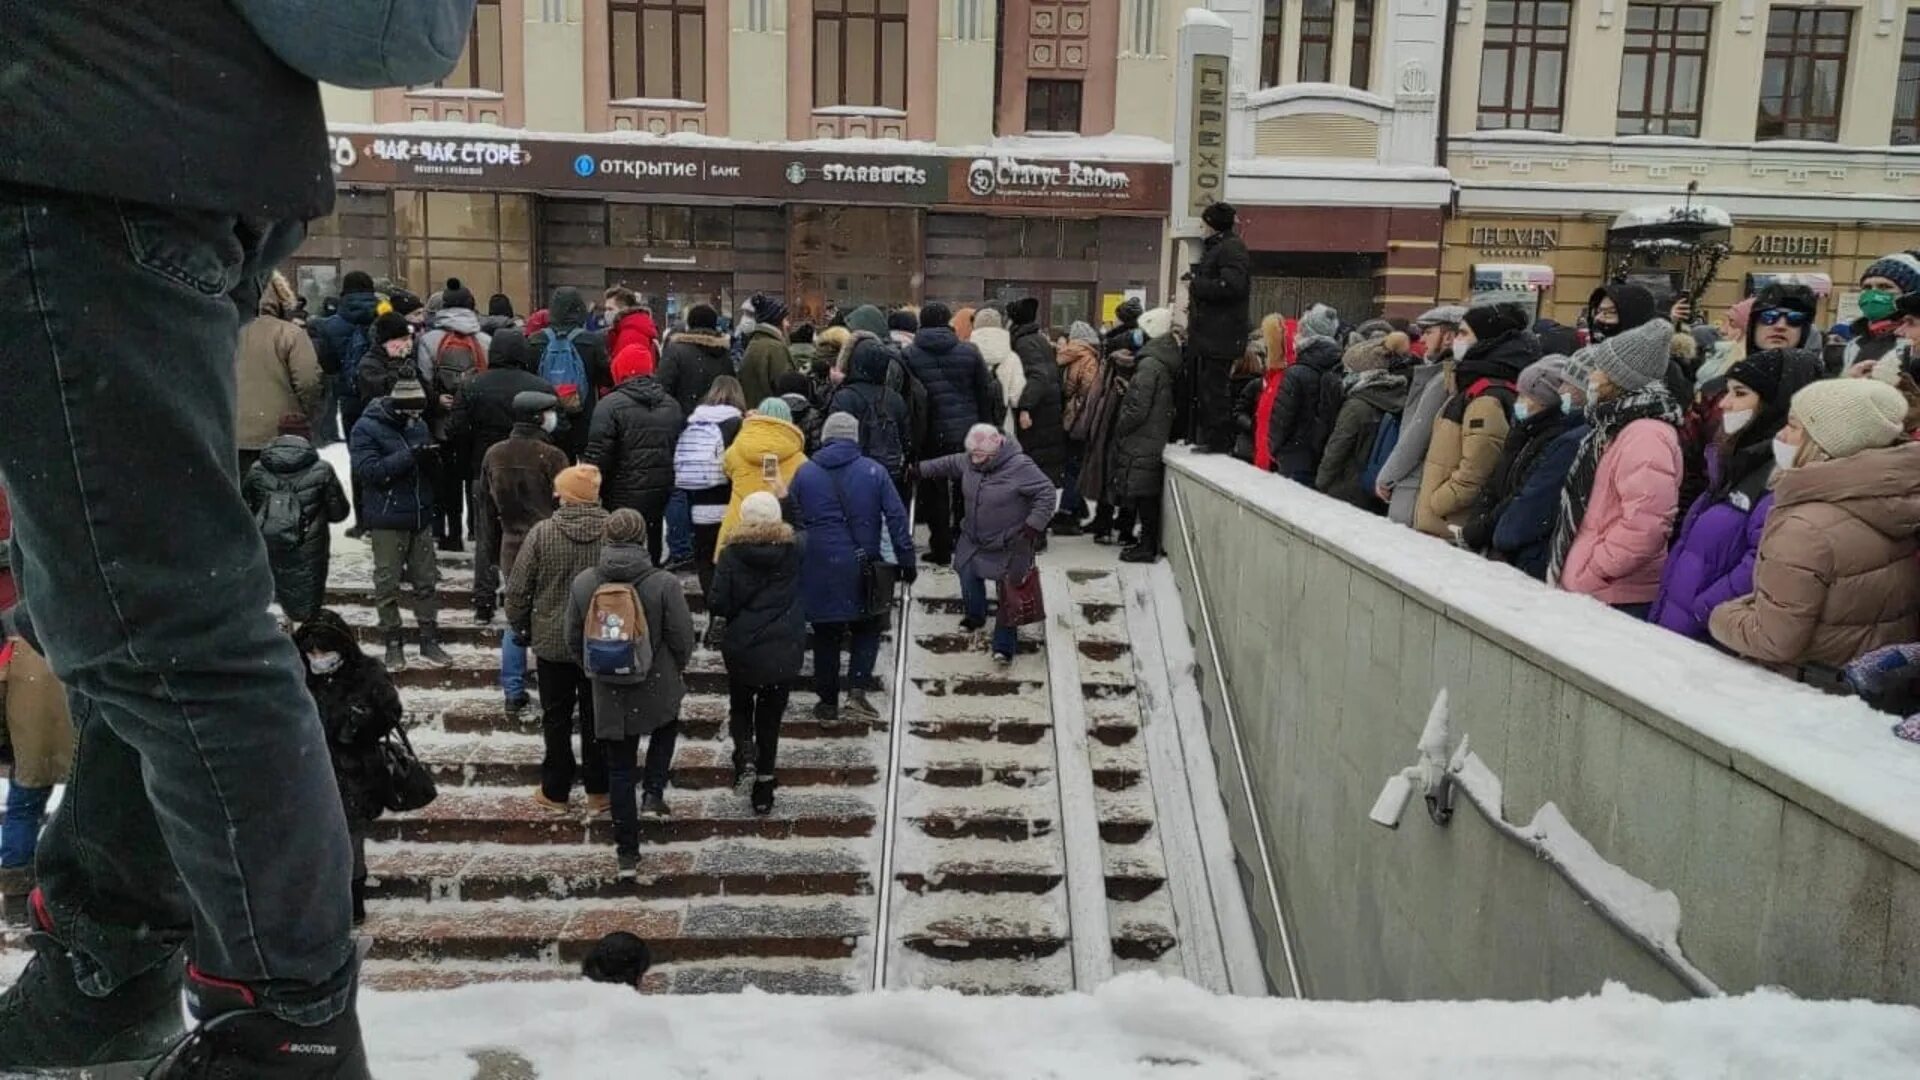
top-left (1758, 8), bottom-right (1851, 141)
top-left (1259, 0), bottom-right (1284, 89)
top-left (790, 205), bottom-right (922, 323)
top-left (608, 204), bottom-right (733, 249)
top-left (814, 0), bottom-right (909, 110)
top-left (437, 0), bottom-right (504, 93)
top-left (1617, 4), bottom-right (1711, 136)
top-left (1298, 0), bottom-right (1335, 83)
top-left (610, 0), bottom-right (706, 102)
top-left (392, 190), bottom-right (532, 315)
top-left (1477, 0), bottom-right (1571, 131)
top-left (1895, 12), bottom-right (1920, 145)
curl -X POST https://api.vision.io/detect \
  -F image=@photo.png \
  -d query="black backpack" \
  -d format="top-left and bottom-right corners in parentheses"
top-left (854, 387), bottom-right (906, 480)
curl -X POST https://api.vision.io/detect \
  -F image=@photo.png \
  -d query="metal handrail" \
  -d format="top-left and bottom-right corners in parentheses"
top-left (869, 493), bottom-right (916, 992)
top-left (1168, 476), bottom-right (1305, 998)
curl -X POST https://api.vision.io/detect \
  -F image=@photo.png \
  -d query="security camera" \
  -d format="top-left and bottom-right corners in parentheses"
top-left (1369, 769), bottom-right (1418, 829)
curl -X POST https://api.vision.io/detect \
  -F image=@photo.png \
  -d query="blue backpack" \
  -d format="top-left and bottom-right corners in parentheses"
top-left (539, 328), bottom-right (589, 412)
top-left (337, 323), bottom-right (370, 398)
top-left (1359, 410), bottom-right (1402, 496)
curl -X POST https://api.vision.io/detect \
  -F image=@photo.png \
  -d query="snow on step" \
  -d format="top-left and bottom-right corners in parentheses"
top-left (409, 730), bottom-right (877, 789)
top-left (366, 837), bottom-right (869, 902)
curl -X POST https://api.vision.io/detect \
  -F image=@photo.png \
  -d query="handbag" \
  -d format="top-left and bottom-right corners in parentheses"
top-left (828, 467), bottom-right (897, 620)
top-left (997, 543), bottom-right (1047, 629)
top-left (376, 725), bottom-right (438, 814)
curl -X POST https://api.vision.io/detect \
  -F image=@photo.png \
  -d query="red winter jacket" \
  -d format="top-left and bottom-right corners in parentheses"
top-left (606, 310), bottom-right (659, 393)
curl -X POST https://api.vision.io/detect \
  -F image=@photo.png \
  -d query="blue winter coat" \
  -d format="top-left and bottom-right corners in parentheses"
top-left (1490, 423), bottom-right (1585, 580)
top-left (905, 326), bottom-right (998, 455)
top-left (349, 398), bottom-right (435, 531)
top-left (311, 291), bottom-right (380, 414)
top-left (790, 440), bottom-right (916, 624)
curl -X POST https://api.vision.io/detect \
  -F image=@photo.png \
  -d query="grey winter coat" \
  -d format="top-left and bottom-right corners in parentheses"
top-left (1106, 333), bottom-right (1180, 502)
top-left (1315, 372), bottom-right (1409, 508)
top-left (564, 542), bottom-right (695, 739)
top-left (1380, 363), bottom-right (1448, 525)
top-left (917, 442), bottom-right (1057, 581)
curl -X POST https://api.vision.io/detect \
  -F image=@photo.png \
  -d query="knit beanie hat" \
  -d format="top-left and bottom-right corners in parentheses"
top-left (740, 491), bottom-right (783, 526)
top-left (1518, 356), bottom-right (1577, 406)
top-left (920, 302), bottom-right (952, 329)
top-left (1068, 320), bottom-right (1099, 345)
top-left (612, 342), bottom-right (655, 383)
top-left (973, 308), bottom-right (1003, 331)
top-left (687, 304), bottom-right (719, 331)
top-left (1006, 296), bottom-right (1040, 327)
top-left (845, 305), bottom-right (888, 338)
top-left (443, 287), bottom-right (477, 312)
top-left (1862, 252), bottom-right (1920, 295)
top-left (822, 411), bottom-right (860, 444)
top-left (756, 397), bottom-right (793, 423)
top-left (1200, 201), bottom-right (1237, 231)
top-left (555, 464), bottom-right (603, 505)
top-left (1353, 318), bottom-right (1394, 341)
top-left (887, 309), bottom-right (919, 334)
top-left (1462, 301), bottom-right (1528, 343)
top-left (373, 312), bottom-right (413, 345)
top-left (1341, 336), bottom-right (1397, 375)
top-left (1139, 307), bottom-right (1174, 340)
top-left (1791, 378), bottom-right (1908, 459)
top-left (1725, 296), bottom-right (1755, 333)
top-left (386, 289), bottom-right (424, 318)
top-left (387, 378), bottom-right (429, 410)
top-left (1586, 317), bottom-right (1673, 392)
top-left (749, 294), bottom-right (788, 326)
top-left (1298, 303), bottom-right (1339, 342)
top-left (604, 507), bottom-right (647, 543)
top-left (1724, 349), bottom-right (1795, 405)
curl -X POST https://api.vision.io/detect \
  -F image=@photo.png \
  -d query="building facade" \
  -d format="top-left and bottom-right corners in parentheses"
top-left (1443, 0), bottom-right (1920, 325)
top-left (299, 0), bottom-right (1186, 328)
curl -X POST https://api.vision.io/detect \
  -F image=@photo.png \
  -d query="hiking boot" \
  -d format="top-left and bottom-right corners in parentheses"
top-left (640, 790), bottom-right (671, 817)
top-left (702, 616), bottom-right (727, 652)
top-left (993, 651), bottom-right (1014, 667)
top-left (530, 789), bottom-right (571, 815)
top-left (924, 551), bottom-right (952, 567)
top-left (504, 691), bottom-right (531, 717)
top-left (959, 614), bottom-right (986, 633)
top-left (414, 629), bottom-right (452, 669)
top-left (1119, 544), bottom-right (1161, 564)
top-left (1050, 514), bottom-right (1084, 537)
top-left (586, 794), bottom-right (612, 818)
top-left (616, 853), bottom-right (640, 881)
top-left (0, 893), bottom-right (186, 1071)
top-left (731, 743), bottom-right (754, 788)
top-left (750, 777), bottom-right (778, 816)
top-left (381, 633), bottom-right (405, 672)
top-left (665, 557), bottom-right (698, 574)
top-left (812, 700), bottom-right (840, 724)
top-left (436, 533), bottom-right (464, 554)
top-left (146, 964), bottom-right (370, 1079)
top-left (844, 691), bottom-right (880, 723)
top-left (472, 600), bottom-right (495, 625)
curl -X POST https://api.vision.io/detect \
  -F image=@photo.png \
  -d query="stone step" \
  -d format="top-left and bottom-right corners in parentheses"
top-left (437, 695), bottom-right (873, 740)
top-left (906, 760), bottom-right (1140, 791)
top-left (413, 732), bottom-right (878, 790)
top-left (893, 859), bottom-right (1164, 900)
top-left (389, 650), bottom-right (890, 695)
top-left (361, 896), bottom-right (867, 964)
top-left (359, 957), bottom-right (856, 995)
top-left (325, 582), bottom-right (711, 615)
top-left (365, 839), bottom-right (869, 902)
top-left (368, 787), bottom-right (875, 845)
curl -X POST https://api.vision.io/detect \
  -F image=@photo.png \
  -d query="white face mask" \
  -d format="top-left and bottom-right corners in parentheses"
top-left (1512, 399), bottom-right (1532, 421)
top-left (1773, 437), bottom-right (1799, 471)
top-left (1560, 392), bottom-right (1578, 416)
top-left (1721, 408), bottom-right (1755, 435)
top-left (541, 411), bottom-right (559, 434)
top-left (308, 651), bottom-right (343, 675)
top-left (1450, 337), bottom-right (1472, 361)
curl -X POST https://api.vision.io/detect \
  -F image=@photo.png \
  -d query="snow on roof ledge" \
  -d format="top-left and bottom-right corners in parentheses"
top-left (1183, 6), bottom-right (1233, 29)
top-left (1168, 449), bottom-right (1920, 869)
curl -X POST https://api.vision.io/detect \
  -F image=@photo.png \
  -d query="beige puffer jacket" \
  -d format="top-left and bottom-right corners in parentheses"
top-left (1710, 440), bottom-right (1920, 669)
top-left (1415, 391), bottom-right (1512, 537)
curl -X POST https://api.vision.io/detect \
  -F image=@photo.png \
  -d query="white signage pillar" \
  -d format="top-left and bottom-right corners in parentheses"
top-left (1169, 9), bottom-right (1235, 313)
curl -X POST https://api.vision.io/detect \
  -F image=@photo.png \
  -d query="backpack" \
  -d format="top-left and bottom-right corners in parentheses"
top-left (1359, 411), bottom-right (1402, 496)
top-left (849, 387), bottom-right (906, 480)
top-left (337, 323), bottom-right (370, 397)
top-left (887, 353), bottom-right (931, 460)
top-left (539, 329), bottom-right (590, 412)
top-left (582, 581), bottom-right (654, 682)
top-left (1463, 378), bottom-right (1519, 421)
top-left (674, 420), bottom-right (727, 490)
top-left (256, 485), bottom-right (305, 552)
top-left (432, 330), bottom-right (487, 397)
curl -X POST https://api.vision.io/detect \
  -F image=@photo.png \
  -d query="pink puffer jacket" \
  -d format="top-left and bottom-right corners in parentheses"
top-left (1557, 418), bottom-right (1684, 605)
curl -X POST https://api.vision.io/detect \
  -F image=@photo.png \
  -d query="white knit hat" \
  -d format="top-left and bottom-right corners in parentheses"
top-left (741, 491), bottom-right (783, 526)
top-left (1139, 307), bottom-right (1174, 340)
top-left (1791, 378), bottom-right (1909, 459)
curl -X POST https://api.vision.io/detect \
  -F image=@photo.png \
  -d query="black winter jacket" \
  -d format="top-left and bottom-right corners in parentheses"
top-left (1107, 335), bottom-right (1179, 502)
top-left (1266, 338), bottom-right (1342, 479)
top-left (828, 339), bottom-right (912, 480)
top-left (1187, 231), bottom-right (1252, 359)
top-left (295, 612), bottom-right (404, 828)
top-left (354, 343), bottom-right (409, 406)
top-left (586, 376), bottom-right (685, 512)
top-left (656, 331), bottom-right (734, 418)
top-left (1232, 375), bottom-right (1263, 463)
top-left (451, 331), bottom-right (557, 480)
top-left (707, 520), bottom-right (809, 687)
top-left (1461, 405), bottom-right (1579, 554)
top-left (906, 326), bottom-right (998, 455)
top-left (244, 436), bottom-right (350, 620)
top-left (1011, 323), bottom-right (1068, 484)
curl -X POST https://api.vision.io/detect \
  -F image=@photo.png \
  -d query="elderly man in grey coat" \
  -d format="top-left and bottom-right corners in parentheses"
top-left (917, 423), bottom-right (1057, 664)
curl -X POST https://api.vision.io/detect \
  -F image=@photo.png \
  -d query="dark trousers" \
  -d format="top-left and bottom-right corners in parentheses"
top-left (431, 446), bottom-right (468, 541)
top-left (814, 619), bottom-right (884, 713)
top-left (1194, 350), bottom-right (1236, 452)
top-left (1135, 495), bottom-right (1165, 554)
top-left (368, 527), bottom-right (440, 631)
top-left (603, 722), bottom-right (680, 857)
top-left (471, 475), bottom-right (498, 607)
top-left (693, 522), bottom-right (723, 601)
top-left (0, 184), bottom-right (353, 1023)
top-left (1060, 443), bottom-right (1089, 519)
top-left (729, 680), bottom-right (791, 776)
top-left (919, 476), bottom-right (964, 560)
top-left (1091, 502), bottom-right (1137, 539)
top-left (536, 659), bottom-right (607, 800)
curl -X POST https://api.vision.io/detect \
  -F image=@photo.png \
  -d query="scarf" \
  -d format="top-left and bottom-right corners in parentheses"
top-left (1342, 368), bottom-right (1407, 396)
top-left (1546, 382), bottom-right (1684, 585)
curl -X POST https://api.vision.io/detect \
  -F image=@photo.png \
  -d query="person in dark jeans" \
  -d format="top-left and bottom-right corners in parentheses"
top-left (505, 465), bottom-right (612, 815)
top-left (0, 4), bottom-right (474, 1074)
top-left (707, 491), bottom-right (807, 814)
top-left (563, 510), bottom-right (694, 876)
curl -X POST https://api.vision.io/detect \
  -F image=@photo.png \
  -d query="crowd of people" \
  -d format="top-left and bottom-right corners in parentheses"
top-left (1199, 233), bottom-right (1920, 717)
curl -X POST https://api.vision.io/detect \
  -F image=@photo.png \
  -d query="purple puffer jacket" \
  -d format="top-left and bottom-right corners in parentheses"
top-left (1648, 447), bottom-right (1774, 640)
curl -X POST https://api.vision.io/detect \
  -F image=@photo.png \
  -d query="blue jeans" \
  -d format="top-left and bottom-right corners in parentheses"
top-left (0, 185), bottom-right (355, 1023)
top-left (665, 489), bottom-right (694, 562)
top-left (501, 627), bottom-right (528, 699)
top-left (0, 783), bottom-right (52, 869)
top-left (959, 568), bottom-right (1020, 657)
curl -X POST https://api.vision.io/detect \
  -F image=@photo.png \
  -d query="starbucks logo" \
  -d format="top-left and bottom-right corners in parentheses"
top-left (966, 159), bottom-right (996, 197)
top-left (785, 162), bottom-right (808, 185)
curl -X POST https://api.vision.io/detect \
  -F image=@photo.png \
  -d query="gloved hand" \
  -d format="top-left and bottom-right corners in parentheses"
top-left (899, 565), bottom-right (918, 587)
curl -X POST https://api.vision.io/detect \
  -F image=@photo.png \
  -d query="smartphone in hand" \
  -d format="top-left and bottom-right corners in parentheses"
top-left (762, 453), bottom-right (779, 484)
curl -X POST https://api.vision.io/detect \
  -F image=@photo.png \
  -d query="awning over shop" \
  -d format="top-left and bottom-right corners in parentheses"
top-left (1745, 271), bottom-right (1833, 296)
top-left (1471, 263), bottom-right (1555, 291)
top-left (1609, 203), bottom-right (1733, 235)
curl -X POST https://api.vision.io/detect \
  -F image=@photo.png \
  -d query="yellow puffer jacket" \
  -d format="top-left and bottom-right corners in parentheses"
top-left (717, 415), bottom-right (808, 551)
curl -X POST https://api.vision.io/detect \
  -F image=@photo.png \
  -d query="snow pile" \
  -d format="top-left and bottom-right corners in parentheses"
top-left (356, 973), bottom-right (1920, 1078)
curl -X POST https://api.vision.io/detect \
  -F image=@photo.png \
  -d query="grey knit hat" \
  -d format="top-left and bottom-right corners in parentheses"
top-left (822, 411), bottom-right (860, 444)
top-left (1586, 317), bottom-right (1674, 392)
top-left (1298, 303), bottom-right (1340, 342)
top-left (1518, 355), bottom-right (1578, 406)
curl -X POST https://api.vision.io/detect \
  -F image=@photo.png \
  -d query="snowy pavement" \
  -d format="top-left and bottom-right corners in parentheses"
top-left (361, 973), bottom-right (1920, 1079)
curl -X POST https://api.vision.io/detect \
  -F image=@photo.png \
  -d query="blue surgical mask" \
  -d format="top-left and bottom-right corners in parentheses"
top-left (1131, 329), bottom-right (1145, 347)
top-left (1560, 392), bottom-right (1578, 416)
top-left (1513, 400), bottom-right (1532, 422)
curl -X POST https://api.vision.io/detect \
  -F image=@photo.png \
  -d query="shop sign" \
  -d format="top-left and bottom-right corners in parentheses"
top-left (1745, 233), bottom-right (1833, 264)
top-left (1467, 226), bottom-right (1558, 257)
top-left (786, 161), bottom-right (930, 187)
top-left (942, 156), bottom-right (1168, 213)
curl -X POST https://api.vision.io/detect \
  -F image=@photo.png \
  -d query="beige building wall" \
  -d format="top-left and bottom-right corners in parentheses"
top-left (319, 85), bottom-right (375, 125)
top-left (522, 0), bottom-right (586, 132)
top-left (729, 0), bottom-right (790, 142)
top-left (936, 0), bottom-right (997, 144)
top-left (1113, 0), bottom-right (1180, 139)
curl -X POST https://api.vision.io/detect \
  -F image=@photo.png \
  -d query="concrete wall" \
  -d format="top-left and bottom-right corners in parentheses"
top-left (1161, 451), bottom-right (1920, 1004)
